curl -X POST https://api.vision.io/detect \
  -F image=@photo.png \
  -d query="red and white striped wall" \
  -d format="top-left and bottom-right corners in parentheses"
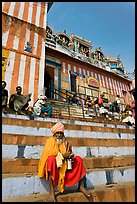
top-left (59, 61), bottom-right (131, 99)
top-left (2, 2), bottom-right (48, 105)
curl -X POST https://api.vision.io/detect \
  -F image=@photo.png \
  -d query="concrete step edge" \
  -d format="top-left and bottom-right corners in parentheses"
top-left (2, 181), bottom-right (135, 202)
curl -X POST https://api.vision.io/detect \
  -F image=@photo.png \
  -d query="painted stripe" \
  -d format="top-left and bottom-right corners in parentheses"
top-left (2, 30), bottom-right (9, 47)
top-left (2, 156), bottom-right (135, 174)
top-left (68, 64), bottom-right (71, 74)
top-left (18, 2), bottom-right (25, 20)
top-left (2, 115), bottom-right (134, 130)
top-left (6, 24), bottom-right (17, 49)
top-left (24, 28), bottom-right (31, 52)
top-left (108, 78), bottom-right (113, 95)
top-left (33, 33), bottom-right (38, 55)
top-left (13, 35), bottom-right (20, 50)
top-left (39, 3), bottom-right (45, 28)
top-left (29, 29), bottom-right (35, 54)
top-left (2, 133), bottom-right (135, 149)
top-left (28, 58), bottom-right (36, 106)
top-left (43, 3), bottom-right (47, 29)
top-left (2, 124), bottom-right (135, 139)
top-left (4, 51), bottom-right (16, 96)
top-left (31, 2), bottom-right (37, 25)
top-left (63, 62), bottom-right (66, 73)
top-left (87, 70), bottom-right (89, 76)
top-left (10, 53), bottom-right (21, 95)
top-left (35, 2), bottom-right (41, 27)
top-left (17, 55), bottom-right (26, 92)
top-left (36, 33), bottom-right (42, 57)
top-left (2, 2), bottom-right (5, 11)
top-left (2, 2), bottom-right (11, 14)
top-left (98, 73), bottom-right (102, 87)
top-left (111, 79), bottom-right (116, 95)
top-left (8, 2), bottom-right (16, 17)
top-left (22, 2), bottom-right (29, 22)
top-left (27, 2), bottom-right (33, 24)
top-left (74, 66), bottom-right (76, 73)
top-left (38, 40), bottom-right (45, 96)
top-left (33, 59), bottom-right (40, 103)
top-left (101, 75), bottom-right (105, 87)
top-left (18, 23), bottom-right (28, 52)
top-left (23, 56), bottom-right (31, 95)
top-left (13, 2), bottom-right (20, 18)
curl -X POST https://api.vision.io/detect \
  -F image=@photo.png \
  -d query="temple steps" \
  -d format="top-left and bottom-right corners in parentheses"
top-left (2, 156), bottom-right (135, 174)
top-left (2, 182), bottom-right (135, 202)
top-left (2, 114), bottom-right (135, 201)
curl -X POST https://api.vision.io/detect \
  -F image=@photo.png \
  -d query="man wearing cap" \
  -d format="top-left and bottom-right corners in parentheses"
top-left (38, 122), bottom-right (92, 202)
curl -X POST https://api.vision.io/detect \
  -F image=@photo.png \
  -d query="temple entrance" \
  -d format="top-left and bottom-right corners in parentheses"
top-left (44, 66), bottom-right (54, 98)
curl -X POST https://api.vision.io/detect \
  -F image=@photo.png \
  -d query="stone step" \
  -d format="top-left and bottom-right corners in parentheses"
top-left (2, 182), bottom-right (135, 202)
top-left (2, 155), bottom-right (135, 174)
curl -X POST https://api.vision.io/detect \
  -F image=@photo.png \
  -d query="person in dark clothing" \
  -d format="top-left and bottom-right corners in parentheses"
top-left (9, 86), bottom-right (33, 115)
top-left (71, 92), bottom-right (81, 105)
top-left (2, 81), bottom-right (8, 113)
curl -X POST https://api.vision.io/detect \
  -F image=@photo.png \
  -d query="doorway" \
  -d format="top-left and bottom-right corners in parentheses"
top-left (44, 66), bottom-right (54, 98)
top-left (70, 74), bottom-right (77, 92)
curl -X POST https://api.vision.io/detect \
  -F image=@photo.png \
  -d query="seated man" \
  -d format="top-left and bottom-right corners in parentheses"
top-left (38, 122), bottom-right (92, 202)
top-left (9, 86), bottom-right (33, 115)
top-left (33, 95), bottom-right (52, 117)
top-left (2, 81), bottom-right (8, 113)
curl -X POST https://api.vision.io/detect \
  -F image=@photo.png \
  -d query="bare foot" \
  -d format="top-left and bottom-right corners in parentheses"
top-left (46, 194), bottom-right (57, 202)
top-left (79, 185), bottom-right (93, 201)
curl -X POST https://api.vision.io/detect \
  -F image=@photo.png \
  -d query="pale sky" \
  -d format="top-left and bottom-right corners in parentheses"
top-left (47, 2), bottom-right (135, 79)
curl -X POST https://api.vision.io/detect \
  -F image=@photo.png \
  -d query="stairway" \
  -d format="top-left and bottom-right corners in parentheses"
top-left (2, 113), bottom-right (135, 202)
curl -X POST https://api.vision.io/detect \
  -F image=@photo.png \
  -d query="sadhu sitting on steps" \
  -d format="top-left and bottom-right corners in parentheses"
top-left (38, 122), bottom-right (92, 202)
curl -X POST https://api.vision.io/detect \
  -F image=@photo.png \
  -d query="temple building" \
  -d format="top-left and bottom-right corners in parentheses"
top-left (45, 26), bottom-right (133, 110)
top-left (2, 2), bottom-right (53, 105)
top-left (2, 2), bottom-right (134, 109)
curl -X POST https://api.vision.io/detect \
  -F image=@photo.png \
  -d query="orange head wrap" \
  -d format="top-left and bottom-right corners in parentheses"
top-left (51, 122), bottom-right (64, 135)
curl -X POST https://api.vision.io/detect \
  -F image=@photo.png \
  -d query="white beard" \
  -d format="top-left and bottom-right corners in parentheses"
top-left (56, 138), bottom-right (63, 145)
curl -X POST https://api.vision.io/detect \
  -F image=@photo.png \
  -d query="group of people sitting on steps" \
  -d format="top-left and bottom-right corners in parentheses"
top-left (2, 80), bottom-right (135, 127)
top-left (2, 81), bottom-right (52, 118)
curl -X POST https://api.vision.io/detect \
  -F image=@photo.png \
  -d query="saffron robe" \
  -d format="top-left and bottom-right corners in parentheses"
top-left (38, 136), bottom-right (86, 192)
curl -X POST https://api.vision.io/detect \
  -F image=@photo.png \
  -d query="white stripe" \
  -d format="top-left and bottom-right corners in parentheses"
top-left (8, 2), bottom-right (16, 16)
top-left (13, 35), bottom-right (20, 50)
top-left (74, 66), bottom-right (76, 73)
top-left (63, 62), bottom-right (66, 73)
top-left (33, 33), bottom-right (38, 55)
top-left (94, 72), bottom-right (97, 79)
top-left (2, 2), bottom-right (5, 11)
top-left (2, 30), bottom-right (9, 47)
top-left (18, 2), bottom-right (25, 20)
top-left (18, 55), bottom-right (26, 92)
top-left (4, 51), bottom-right (16, 96)
top-left (35, 2), bottom-right (41, 27)
top-left (29, 58), bottom-right (36, 105)
top-left (24, 28), bottom-right (30, 51)
top-left (27, 3), bottom-right (33, 24)
top-left (68, 64), bottom-right (71, 74)
top-left (2, 144), bottom-right (135, 159)
top-left (114, 80), bottom-right (118, 95)
top-left (83, 69), bottom-right (86, 76)
top-left (105, 76), bottom-right (108, 88)
top-left (38, 39), bottom-right (45, 96)
top-left (87, 70), bottom-right (89, 76)
top-left (43, 2), bottom-right (48, 29)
